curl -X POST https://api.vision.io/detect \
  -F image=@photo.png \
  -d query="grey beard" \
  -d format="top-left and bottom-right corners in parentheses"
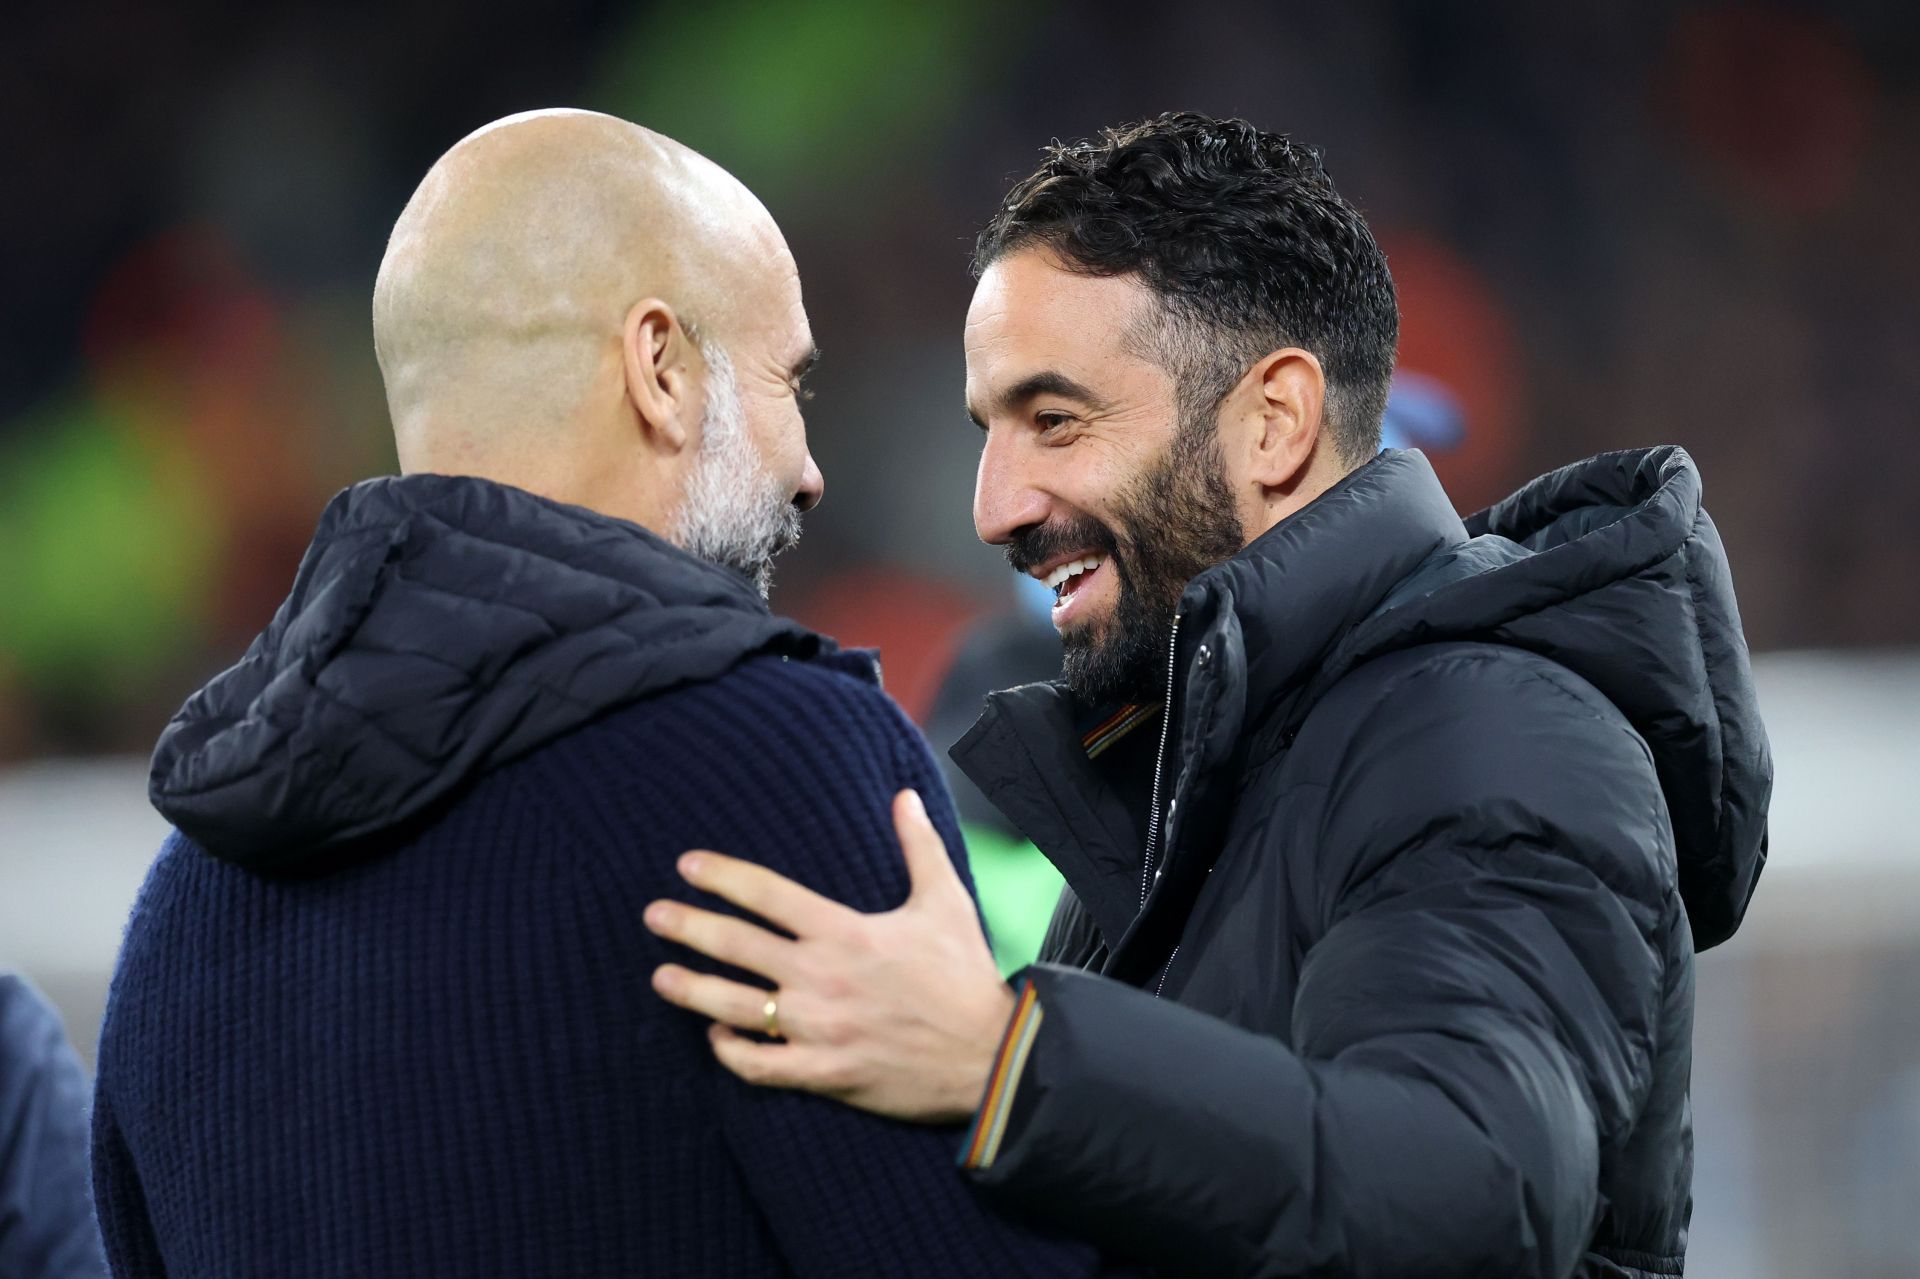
top-left (669, 345), bottom-right (802, 600)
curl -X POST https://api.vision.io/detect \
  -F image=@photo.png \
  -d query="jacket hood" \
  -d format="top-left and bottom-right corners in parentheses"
top-left (150, 474), bottom-right (825, 872)
top-left (1195, 446), bottom-right (1769, 950)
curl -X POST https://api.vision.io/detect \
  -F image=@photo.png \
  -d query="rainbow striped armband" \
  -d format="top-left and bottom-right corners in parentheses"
top-left (959, 978), bottom-right (1044, 1171)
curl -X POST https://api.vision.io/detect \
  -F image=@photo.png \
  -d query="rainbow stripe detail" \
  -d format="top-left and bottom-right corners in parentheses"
top-left (1082, 702), bottom-right (1159, 760)
top-left (960, 980), bottom-right (1045, 1170)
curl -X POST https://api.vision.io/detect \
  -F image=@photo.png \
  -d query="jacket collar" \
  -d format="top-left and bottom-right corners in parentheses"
top-left (1184, 449), bottom-right (1469, 746)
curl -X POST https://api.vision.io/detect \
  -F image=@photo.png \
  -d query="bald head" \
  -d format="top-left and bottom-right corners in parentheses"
top-left (372, 110), bottom-right (807, 517)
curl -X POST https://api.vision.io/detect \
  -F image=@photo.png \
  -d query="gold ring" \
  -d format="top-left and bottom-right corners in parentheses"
top-left (763, 994), bottom-right (783, 1039)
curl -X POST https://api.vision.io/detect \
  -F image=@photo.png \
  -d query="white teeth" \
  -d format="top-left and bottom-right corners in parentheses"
top-left (1043, 556), bottom-right (1104, 592)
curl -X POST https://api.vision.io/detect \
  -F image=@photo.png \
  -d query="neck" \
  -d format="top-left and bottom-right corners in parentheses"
top-left (398, 433), bottom-right (673, 534)
top-left (1245, 451), bottom-right (1355, 545)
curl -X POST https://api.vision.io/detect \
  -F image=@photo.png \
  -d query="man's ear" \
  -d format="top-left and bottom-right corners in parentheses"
top-left (622, 299), bottom-right (698, 455)
top-left (1245, 347), bottom-right (1326, 497)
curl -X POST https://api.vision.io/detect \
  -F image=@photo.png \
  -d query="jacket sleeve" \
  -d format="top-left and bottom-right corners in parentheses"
top-left (963, 649), bottom-right (1675, 1279)
top-left (0, 975), bottom-right (111, 1279)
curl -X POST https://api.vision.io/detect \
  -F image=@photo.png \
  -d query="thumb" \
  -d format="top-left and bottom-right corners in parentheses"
top-left (893, 789), bottom-right (964, 901)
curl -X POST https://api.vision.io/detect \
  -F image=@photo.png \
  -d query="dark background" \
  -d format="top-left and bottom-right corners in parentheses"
top-left (3, 0), bottom-right (1916, 758)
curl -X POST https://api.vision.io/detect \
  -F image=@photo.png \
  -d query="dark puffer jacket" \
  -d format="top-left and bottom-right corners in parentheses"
top-left (952, 447), bottom-right (1770, 1279)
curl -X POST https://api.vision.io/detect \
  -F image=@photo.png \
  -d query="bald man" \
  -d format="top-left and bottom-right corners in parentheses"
top-left (91, 112), bottom-right (1118, 1279)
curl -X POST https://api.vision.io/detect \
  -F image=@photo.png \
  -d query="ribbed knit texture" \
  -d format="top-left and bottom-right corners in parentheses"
top-left (93, 653), bottom-right (1111, 1278)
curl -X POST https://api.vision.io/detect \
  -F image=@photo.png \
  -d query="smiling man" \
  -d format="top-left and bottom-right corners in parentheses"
top-left (647, 113), bottom-right (1772, 1279)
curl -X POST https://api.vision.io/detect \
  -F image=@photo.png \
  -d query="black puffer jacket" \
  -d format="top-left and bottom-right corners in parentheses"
top-left (952, 447), bottom-right (1769, 1279)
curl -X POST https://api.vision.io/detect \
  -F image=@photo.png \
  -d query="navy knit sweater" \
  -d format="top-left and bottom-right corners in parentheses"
top-left (94, 477), bottom-right (1113, 1278)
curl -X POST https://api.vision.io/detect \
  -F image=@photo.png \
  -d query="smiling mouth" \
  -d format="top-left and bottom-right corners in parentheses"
top-left (1043, 555), bottom-right (1106, 606)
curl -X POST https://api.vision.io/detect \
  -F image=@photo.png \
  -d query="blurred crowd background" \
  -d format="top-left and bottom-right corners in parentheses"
top-left (3, 1), bottom-right (1917, 1275)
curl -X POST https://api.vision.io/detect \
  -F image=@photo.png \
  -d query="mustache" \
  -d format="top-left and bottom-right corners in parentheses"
top-left (1006, 512), bottom-right (1119, 577)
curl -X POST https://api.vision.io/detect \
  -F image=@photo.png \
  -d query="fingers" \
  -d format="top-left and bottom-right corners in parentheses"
top-left (643, 900), bottom-right (792, 981)
top-left (651, 965), bottom-right (777, 1034)
top-left (675, 850), bottom-right (853, 937)
top-left (892, 790), bottom-right (966, 902)
top-left (708, 1024), bottom-right (844, 1094)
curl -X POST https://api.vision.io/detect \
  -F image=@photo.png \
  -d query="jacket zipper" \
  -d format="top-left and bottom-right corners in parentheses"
top-left (1142, 614), bottom-right (1185, 998)
top-left (1140, 613), bottom-right (1183, 906)
top-left (1155, 945), bottom-right (1180, 997)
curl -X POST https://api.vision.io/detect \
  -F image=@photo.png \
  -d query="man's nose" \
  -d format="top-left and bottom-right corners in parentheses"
top-left (794, 453), bottom-right (824, 513)
top-left (973, 430), bottom-right (1050, 546)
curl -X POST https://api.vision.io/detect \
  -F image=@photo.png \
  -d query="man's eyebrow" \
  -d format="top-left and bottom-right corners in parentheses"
top-left (966, 369), bottom-right (1110, 429)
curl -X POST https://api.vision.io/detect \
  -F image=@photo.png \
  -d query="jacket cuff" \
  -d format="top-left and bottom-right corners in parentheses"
top-left (958, 975), bottom-right (1044, 1171)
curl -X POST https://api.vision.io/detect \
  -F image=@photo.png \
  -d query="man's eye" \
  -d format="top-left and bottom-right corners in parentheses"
top-left (1036, 412), bottom-right (1074, 432)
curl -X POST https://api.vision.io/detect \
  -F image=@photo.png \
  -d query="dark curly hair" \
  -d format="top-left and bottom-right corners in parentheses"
top-left (974, 112), bottom-right (1398, 465)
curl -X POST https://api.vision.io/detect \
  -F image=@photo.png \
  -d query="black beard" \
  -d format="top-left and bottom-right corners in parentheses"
top-left (1007, 415), bottom-right (1244, 706)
